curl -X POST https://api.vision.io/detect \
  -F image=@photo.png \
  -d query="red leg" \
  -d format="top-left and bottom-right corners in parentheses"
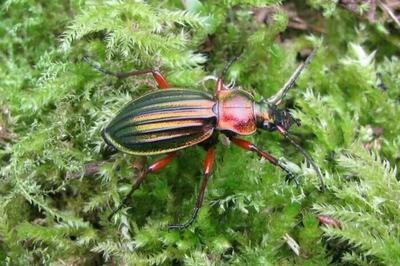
top-left (114, 69), bottom-right (170, 89)
top-left (168, 147), bottom-right (216, 229)
top-left (151, 70), bottom-right (170, 89)
top-left (108, 152), bottom-right (177, 220)
top-left (230, 137), bottom-right (297, 183)
top-left (83, 57), bottom-right (170, 89)
top-left (216, 78), bottom-right (225, 92)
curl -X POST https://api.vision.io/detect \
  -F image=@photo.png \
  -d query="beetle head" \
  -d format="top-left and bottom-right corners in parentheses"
top-left (255, 102), bottom-right (300, 133)
top-left (269, 108), bottom-right (300, 132)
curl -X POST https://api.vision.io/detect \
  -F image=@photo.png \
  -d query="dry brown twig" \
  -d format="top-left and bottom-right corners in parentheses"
top-left (0, 107), bottom-right (14, 143)
top-left (340, 0), bottom-right (400, 29)
top-left (253, 5), bottom-right (326, 33)
top-left (379, 1), bottom-right (400, 28)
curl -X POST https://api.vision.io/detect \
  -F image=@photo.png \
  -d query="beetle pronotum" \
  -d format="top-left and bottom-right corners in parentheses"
top-left (85, 48), bottom-right (324, 229)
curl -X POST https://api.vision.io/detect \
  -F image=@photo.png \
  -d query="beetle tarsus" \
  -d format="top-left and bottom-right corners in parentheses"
top-left (222, 48), bottom-right (244, 77)
top-left (108, 169), bottom-right (148, 221)
top-left (168, 208), bottom-right (200, 230)
top-left (276, 159), bottom-right (300, 186)
top-left (285, 172), bottom-right (300, 187)
top-left (108, 153), bottom-right (177, 221)
top-left (108, 186), bottom-right (136, 221)
top-left (83, 55), bottom-right (117, 77)
top-left (83, 55), bottom-right (170, 88)
top-left (230, 137), bottom-right (301, 185)
top-left (168, 147), bottom-right (215, 230)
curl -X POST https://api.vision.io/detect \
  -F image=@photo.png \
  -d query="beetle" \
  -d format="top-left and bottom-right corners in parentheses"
top-left (85, 48), bottom-right (325, 229)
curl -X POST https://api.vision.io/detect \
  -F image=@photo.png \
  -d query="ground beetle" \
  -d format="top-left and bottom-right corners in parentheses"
top-left (85, 48), bottom-right (325, 229)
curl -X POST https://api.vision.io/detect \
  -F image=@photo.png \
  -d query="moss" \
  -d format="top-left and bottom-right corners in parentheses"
top-left (1, 0), bottom-right (400, 264)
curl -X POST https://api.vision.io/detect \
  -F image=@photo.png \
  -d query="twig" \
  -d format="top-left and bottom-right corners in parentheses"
top-left (0, 124), bottom-right (12, 142)
top-left (379, 1), bottom-right (400, 29)
top-left (66, 162), bottom-right (103, 180)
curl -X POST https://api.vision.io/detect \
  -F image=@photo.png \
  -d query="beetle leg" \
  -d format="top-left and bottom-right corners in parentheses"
top-left (216, 78), bottom-right (225, 92)
top-left (229, 137), bottom-right (298, 185)
top-left (112, 68), bottom-right (170, 89)
top-left (108, 152), bottom-right (177, 221)
top-left (83, 56), bottom-right (170, 89)
top-left (215, 77), bottom-right (235, 91)
top-left (115, 69), bottom-right (170, 89)
top-left (168, 146), bottom-right (216, 229)
top-left (114, 69), bottom-right (170, 89)
top-left (215, 49), bottom-right (244, 92)
top-left (149, 70), bottom-right (170, 89)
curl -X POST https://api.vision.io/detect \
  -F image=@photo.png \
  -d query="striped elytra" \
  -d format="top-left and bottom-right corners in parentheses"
top-left (103, 89), bottom-right (217, 155)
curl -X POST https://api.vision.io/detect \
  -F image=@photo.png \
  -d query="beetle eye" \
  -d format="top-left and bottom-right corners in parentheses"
top-left (263, 121), bottom-right (276, 132)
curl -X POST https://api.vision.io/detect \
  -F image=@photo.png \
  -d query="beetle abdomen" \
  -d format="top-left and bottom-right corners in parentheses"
top-left (103, 89), bottom-right (217, 155)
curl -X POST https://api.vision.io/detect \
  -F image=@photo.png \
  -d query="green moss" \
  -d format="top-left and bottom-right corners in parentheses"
top-left (1, 0), bottom-right (400, 264)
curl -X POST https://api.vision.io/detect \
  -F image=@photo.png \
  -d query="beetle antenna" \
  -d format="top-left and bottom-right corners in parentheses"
top-left (268, 47), bottom-right (318, 105)
top-left (276, 126), bottom-right (326, 191)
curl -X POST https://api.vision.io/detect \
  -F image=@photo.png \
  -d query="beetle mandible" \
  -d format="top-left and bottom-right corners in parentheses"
top-left (85, 48), bottom-right (325, 229)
